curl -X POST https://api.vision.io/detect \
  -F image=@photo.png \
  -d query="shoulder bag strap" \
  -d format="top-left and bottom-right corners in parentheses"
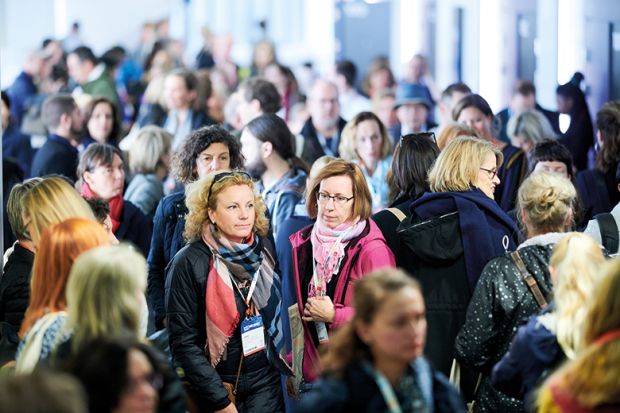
top-left (595, 213), bottom-right (619, 254)
top-left (387, 207), bottom-right (407, 222)
top-left (510, 251), bottom-right (548, 309)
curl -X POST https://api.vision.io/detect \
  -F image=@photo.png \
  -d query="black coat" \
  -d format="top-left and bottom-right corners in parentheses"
top-left (0, 244), bottom-right (34, 329)
top-left (298, 117), bottom-right (347, 165)
top-left (0, 244), bottom-right (34, 362)
top-left (30, 134), bottom-right (78, 182)
top-left (372, 195), bottom-right (414, 268)
top-left (576, 168), bottom-right (620, 222)
top-left (116, 200), bottom-right (152, 258)
top-left (297, 359), bottom-right (466, 413)
top-left (165, 240), bottom-right (283, 412)
top-left (147, 191), bottom-right (187, 329)
top-left (455, 243), bottom-right (555, 413)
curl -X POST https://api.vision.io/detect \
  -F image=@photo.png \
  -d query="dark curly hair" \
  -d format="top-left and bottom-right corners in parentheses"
top-left (171, 125), bottom-right (244, 184)
top-left (595, 101), bottom-right (620, 175)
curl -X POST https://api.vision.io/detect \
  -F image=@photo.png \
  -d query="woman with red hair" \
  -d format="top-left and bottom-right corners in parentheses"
top-left (15, 218), bottom-right (110, 373)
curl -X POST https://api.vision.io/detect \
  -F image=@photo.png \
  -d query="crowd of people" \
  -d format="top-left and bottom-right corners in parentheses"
top-left (1, 21), bottom-right (620, 413)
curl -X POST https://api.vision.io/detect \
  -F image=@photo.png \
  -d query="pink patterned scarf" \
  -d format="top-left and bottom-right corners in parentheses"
top-left (309, 218), bottom-right (366, 297)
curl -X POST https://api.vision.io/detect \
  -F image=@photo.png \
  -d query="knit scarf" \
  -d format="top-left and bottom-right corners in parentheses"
top-left (80, 182), bottom-right (123, 232)
top-left (309, 218), bottom-right (366, 298)
top-left (201, 223), bottom-right (286, 368)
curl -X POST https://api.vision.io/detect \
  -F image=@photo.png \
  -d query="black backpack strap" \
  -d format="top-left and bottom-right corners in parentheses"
top-left (510, 250), bottom-right (548, 309)
top-left (595, 213), bottom-right (619, 254)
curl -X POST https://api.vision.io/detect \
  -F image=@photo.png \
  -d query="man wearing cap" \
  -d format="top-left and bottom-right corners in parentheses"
top-left (389, 83), bottom-right (437, 143)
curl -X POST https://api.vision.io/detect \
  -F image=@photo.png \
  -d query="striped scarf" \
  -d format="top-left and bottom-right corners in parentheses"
top-left (201, 223), bottom-right (286, 369)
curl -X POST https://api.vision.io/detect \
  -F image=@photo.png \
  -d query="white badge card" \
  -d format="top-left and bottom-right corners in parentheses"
top-left (241, 315), bottom-right (266, 356)
top-left (315, 321), bottom-right (329, 344)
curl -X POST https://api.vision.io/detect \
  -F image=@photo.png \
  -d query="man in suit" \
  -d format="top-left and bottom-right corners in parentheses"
top-left (30, 94), bottom-right (82, 182)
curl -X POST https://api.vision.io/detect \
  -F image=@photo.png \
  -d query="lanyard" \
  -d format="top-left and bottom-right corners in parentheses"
top-left (362, 361), bottom-right (402, 413)
top-left (228, 261), bottom-right (261, 317)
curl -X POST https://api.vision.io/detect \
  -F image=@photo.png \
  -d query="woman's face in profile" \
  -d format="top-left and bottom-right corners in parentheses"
top-left (113, 349), bottom-right (159, 413)
top-left (357, 286), bottom-right (427, 364)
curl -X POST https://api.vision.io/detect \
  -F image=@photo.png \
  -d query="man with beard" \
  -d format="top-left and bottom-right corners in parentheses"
top-left (298, 79), bottom-right (347, 164)
top-left (241, 113), bottom-right (308, 239)
top-left (30, 94), bottom-right (82, 182)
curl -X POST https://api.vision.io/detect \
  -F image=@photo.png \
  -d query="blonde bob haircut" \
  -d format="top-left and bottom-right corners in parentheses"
top-left (66, 244), bottom-right (146, 353)
top-left (518, 171), bottom-right (576, 234)
top-left (338, 111), bottom-right (392, 162)
top-left (428, 136), bottom-right (503, 193)
top-left (128, 125), bottom-right (172, 174)
top-left (184, 171), bottom-right (269, 243)
top-left (22, 176), bottom-right (94, 244)
top-left (306, 159), bottom-right (372, 221)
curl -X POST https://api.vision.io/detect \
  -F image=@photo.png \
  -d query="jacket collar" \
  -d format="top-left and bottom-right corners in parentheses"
top-left (517, 232), bottom-right (567, 250)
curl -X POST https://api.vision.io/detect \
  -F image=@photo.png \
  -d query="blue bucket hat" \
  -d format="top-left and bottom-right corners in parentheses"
top-left (394, 83), bottom-right (432, 109)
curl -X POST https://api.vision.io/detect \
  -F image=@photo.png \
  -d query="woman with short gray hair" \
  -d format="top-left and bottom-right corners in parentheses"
top-left (124, 126), bottom-right (172, 218)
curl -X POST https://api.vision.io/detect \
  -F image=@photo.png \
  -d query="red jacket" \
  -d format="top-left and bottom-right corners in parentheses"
top-left (289, 219), bottom-right (395, 382)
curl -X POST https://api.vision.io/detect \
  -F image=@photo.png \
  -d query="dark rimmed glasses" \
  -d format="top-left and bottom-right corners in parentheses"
top-left (316, 192), bottom-right (354, 206)
top-left (479, 167), bottom-right (498, 179)
top-left (399, 132), bottom-right (437, 147)
top-left (206, 171), bottom-right (252, 202)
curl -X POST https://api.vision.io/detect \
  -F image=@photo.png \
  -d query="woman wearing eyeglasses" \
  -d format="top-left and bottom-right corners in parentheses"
top-left (289, 159), bottom-right (395, 394)
top-left (398, 136), bottom-right (520, 401)
top-left (338, 111), bottom-right (393, 211)
top-left (166, 171), bottom-right (290, 413)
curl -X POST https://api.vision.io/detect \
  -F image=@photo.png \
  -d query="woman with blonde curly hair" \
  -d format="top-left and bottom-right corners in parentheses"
top-left (455, 171), bottom-right (578, 412)
top-left (166, 171), bottom-right (289, 412)
top-left (537, 259), bottom-right (620, 412)
top-left (491, 233), bottom-right (605, 407)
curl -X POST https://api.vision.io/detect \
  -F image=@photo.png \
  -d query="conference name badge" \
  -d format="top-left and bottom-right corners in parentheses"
top-left (241, 315), bottom-right (266, 356)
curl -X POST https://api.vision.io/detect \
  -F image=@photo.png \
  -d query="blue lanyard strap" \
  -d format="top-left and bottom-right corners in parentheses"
top-left (362, 361), bottom-right (402, 413)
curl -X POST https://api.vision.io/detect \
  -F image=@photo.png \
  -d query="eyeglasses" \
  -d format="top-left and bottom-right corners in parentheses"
top-left (317, 192), bottom-right (354, 205)
top-left (479, 167), bottom-right (498, 179)
top-left (399, 132), bottom-right (437, 147)
top-left (206, 171), bottom-right (252, 202)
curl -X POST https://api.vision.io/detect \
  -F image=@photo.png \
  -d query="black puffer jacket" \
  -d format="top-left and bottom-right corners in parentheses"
top-left (455, 240), bottom-right (556, 413)
top-left (165, 239), bottom-right (283, 412)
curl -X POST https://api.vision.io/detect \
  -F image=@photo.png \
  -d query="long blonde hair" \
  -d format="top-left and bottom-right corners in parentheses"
top-left (537, 259), bottom-right (620, 411)
top-left (22, 176), bottom-right (94, 244)
top-left (538, 233), bottom-right (605, 359)
top-left (66, 245), bottom-right (146, 353)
